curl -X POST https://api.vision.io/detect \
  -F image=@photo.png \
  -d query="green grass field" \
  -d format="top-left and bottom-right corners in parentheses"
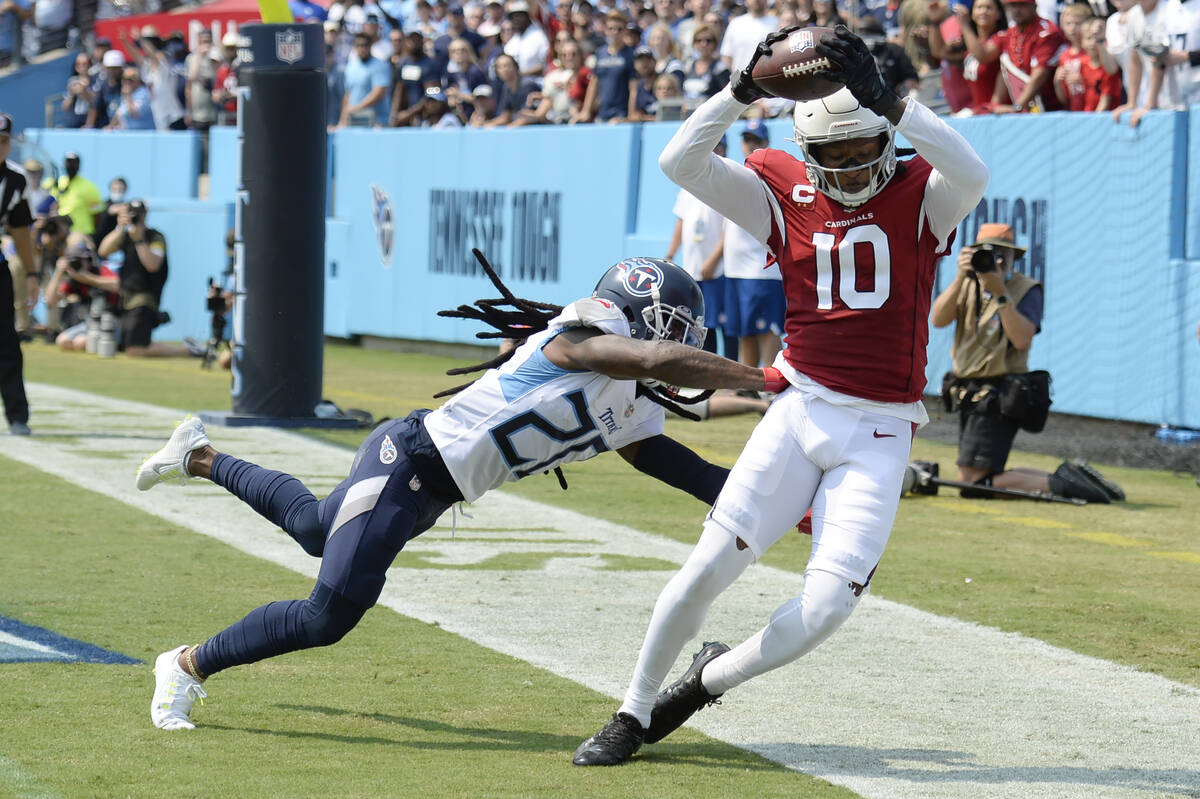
top-left (1, 341), bottom-right (1197, 798)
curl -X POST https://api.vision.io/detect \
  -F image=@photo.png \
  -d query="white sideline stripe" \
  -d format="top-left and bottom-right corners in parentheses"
top-left (0, 753), bottom-right (62, 799)
top-left (2, 384), bottom-right (1199, 799)
top-left (0, 630), bottom-right (71, 658)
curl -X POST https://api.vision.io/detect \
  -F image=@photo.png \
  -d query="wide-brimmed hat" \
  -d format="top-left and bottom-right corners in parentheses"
top-left (971, 222), bottom-right (1027, 255)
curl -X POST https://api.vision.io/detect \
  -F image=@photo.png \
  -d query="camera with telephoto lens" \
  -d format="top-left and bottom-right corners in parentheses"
top-left (970, 245), bottom-right (999, 273)
top-left (128, 199), bottom-right (147, 225)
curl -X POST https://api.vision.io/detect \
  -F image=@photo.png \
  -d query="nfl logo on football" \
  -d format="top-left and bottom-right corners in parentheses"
top-left (276, 29), bottom-right (304, 64)
top-left (789, 30), bottom-right (813, 54)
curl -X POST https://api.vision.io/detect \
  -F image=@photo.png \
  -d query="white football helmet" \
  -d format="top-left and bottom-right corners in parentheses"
top-left (792, 87), bottom-right (897, 207)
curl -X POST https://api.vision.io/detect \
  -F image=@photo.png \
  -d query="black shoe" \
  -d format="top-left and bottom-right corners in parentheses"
top-left (1072, 460), bottom-right (1125, 502)
top-left (572, 712), bottom-right (645, 766)
top-left (1050, 461), bottom-right (1111, 504)
top-left (644, 641), bottom-right (730, 744)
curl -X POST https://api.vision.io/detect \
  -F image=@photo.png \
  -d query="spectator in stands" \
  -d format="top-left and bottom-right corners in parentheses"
top-left (1074, 17), bottom-right (1123, 110)
top-left (811, 0), bottom-right (848, 28)
top-left (98, 199), bottom-right (191, 357)
top-left (722, 120), bottom-right (783, 371)
top-left (514, 37), bottom-right (591, 123)
top-left (720, 0), bottom-right (776, 79)
top-left (485, 51), bottom-right (539, 124)
top-left (390, 31), bottom-right (442, 125)
top-left (185, 31), bottom-right (218, 132)
top-left (417, 86), bottom-right (464, 126)
top-left (860, 15), bottom-right (920, 95)
top-left (620, 19), bottom-right (642, 51)
top-left (504, 0), bottom-right (550, 77)
top-left (577, 10), bottom-right (635, 122)
top-left (291, 0), bottom-right (329, 22)
top-left (49, 153), bottom-right (101, 236)
top-left (362, 9), bottom-right (391, 61)
top-left (340, 31), bottom-right (392, 126)
top-left (0, 0), bottom-right (33, 67)
top-left (974, 0), bottom-right (1068, 112)
top-left (61, 52), bottom-right (96, 129)
top-left (1120, 0), bottom-right (1198, 126)
top-left (325, 43), bottom-right (346, 129)
top-left (443, 36), bottom-right (489, 93)
top-left (570, 0), bottom-right (604, 56)
top-left (645, 22), bottom-right (684, 83)
top-left (862, 0), bottom-right (903, 38)
top-left (898, 0), bottom-right (939, 77)
top-left (33, 0), bottom-right (71, 53)
top-left (467, 82), bottom-right (498, 124)
top-left (1105, 0), bottom-right (1143, 118)
top-left (933, 0), bottom-right (1008, 114)
top-left (926, 1), bottom-right (970, 112)
top-left (681, 23), bottom-right (730, 99)
top-left (435, 5), bottom-right (486, 67)
top-left (1053, 3), bottom-right (1096, 109)
top-left (627, 45), bottom-right (660, 121)
top-left (122, 27), bottom-right (187, 130)
top-left (110, 67), bottom-right (156, 130)
top-left (213, 32), bottom-right (241, 126)
top-left (87, 49), bottom-right (125, 129)
top-left (95, 175), bottom-right (126, 242)
top-left (88, 37), bottom-right (111, 79)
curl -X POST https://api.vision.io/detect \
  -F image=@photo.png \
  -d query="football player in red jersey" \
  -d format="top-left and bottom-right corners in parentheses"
top-left (574, 25), bottom-right (988, 766)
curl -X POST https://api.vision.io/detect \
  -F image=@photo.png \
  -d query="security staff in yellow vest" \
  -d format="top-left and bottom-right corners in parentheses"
top-left (51, 152), bottom-right (103, 236)
top-left (931, 223), bottom-right (1121, 503)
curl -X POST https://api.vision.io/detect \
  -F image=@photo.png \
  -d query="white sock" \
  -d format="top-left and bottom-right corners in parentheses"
top-left (701, 568), bottom-right (861, 696)
top-left (618, 523), bottom-right (752, 727)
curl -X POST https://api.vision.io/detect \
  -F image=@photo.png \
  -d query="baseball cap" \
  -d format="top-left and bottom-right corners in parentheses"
top-left (477, 20), bottom-right (502, 35)
top-left (64, 151), bottom-right (81, 163)
top-left (425, 86), bottom-right (448, 101)
top-left (0, 113), bottom-right (13, 136)
top-left (506, 0), bottom-right (530, 12)
top-left (222, 31), bottom-right (240, 47)
top-left (971, 222), bottom-right (1027, 254)
top-left (634, 44), bottom-right (654, 58)
top-left (64, 235), bottom-right (92, 260)
top-left (22, 158), bottom-right (42, 172)
top-left (102, 49), bottom-right (126, 68)
top-left (472, 83), bottom-right (494, 97)
top-left (742, 118), bottom-right (769, 144)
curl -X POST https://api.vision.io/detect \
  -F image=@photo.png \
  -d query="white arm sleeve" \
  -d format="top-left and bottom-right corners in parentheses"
top-left (658, 86), bottom-right (776, 246)
top-left (896, 100), bottom-right (990, 249)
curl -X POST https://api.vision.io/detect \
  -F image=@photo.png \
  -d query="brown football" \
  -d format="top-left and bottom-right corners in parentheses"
top-left (750, 26), bottom-right (843, 103)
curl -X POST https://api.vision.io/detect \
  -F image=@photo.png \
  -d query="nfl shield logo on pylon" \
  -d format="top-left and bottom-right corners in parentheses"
top-left (276, 29), bottom-right (304, 64)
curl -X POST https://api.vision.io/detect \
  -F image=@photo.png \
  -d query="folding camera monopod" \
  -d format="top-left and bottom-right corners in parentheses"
top-left (903, 461), bottom-right (1086, 506)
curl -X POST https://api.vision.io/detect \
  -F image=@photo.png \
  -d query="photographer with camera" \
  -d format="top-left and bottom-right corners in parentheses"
top-left (43, 233), bottom-right (118, 351)
top-left (97, 198), bottom-right (190, 358)
top-left (931, 223), bottom-right (1121, 503)
top-left (32, 213), bottom-right (72, 337)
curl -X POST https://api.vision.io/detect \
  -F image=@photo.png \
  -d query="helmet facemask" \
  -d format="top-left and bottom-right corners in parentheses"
top-left (792, 88), bottom-right (898, 208)
top-left (642, 298), bottom-right (707, 349)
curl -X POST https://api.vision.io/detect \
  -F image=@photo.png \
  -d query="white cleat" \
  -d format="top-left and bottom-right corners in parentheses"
top-left (136, 416), bottom-right (210, 491)
top-left (151, 646), bottom-right (208, 730)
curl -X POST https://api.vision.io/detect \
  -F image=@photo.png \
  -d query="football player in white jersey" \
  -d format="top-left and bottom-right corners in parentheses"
top-left (135, 256), bottom-right (789, 731)
top-left (575, 26), bottom-right (988, 766)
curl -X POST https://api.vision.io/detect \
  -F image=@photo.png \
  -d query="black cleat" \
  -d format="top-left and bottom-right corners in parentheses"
top-left (1072, 460), bottom-right (1125, 502)
top-left (573, 712), bottom-right (645, 766)
top-left (644, 641), bottom-right (730, 744)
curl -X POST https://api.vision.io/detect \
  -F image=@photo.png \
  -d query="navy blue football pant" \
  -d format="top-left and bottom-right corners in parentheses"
top-left (193, 416), bottom-right (454, 677)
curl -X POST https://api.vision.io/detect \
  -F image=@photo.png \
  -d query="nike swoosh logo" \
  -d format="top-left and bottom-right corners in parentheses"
top-left (873, 430), bottom-right (896, 439)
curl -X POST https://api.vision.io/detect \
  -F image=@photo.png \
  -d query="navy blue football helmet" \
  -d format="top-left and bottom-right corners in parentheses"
top-left (592, 257), bottom-right (707, 347)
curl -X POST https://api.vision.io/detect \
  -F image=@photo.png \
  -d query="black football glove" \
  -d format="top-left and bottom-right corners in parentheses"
top-left (730, 25), bottom-right (801, 104)
top-left (814, 24), bottom-right (899, 117)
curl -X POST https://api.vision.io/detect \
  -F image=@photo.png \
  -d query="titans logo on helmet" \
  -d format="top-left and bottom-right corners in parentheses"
top-left (619, 259), bottom-right (664, 297)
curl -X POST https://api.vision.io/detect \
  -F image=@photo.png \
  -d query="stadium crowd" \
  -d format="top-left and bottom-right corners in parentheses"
top-left (7, 0), bottom-right (1200, 130)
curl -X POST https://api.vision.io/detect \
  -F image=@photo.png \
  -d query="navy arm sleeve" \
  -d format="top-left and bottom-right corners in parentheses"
top-left (631, 434), bottom-right (728, 506)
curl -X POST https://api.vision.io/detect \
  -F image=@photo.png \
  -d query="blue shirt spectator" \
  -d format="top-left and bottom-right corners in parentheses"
top-left (433, 12), bottom-right (486, 70)
top-left (90, 64), bottom-right (124, 129)
top-left (113, 72), bottom-right (156, 130)
top-left (394, 31), bottom-right (442, 110)
top-left (342, 34), bottom-right (392, 125)
top-left (0, 0), bottom-right (31, 63)
top-left (592, 45), bottom-right (635, 122)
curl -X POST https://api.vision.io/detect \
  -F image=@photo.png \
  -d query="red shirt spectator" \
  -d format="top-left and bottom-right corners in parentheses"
top-left (986, 0), bottom-right (1068, 112)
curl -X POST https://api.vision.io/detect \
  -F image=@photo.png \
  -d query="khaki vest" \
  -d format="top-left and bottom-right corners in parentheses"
top-left (950, 272), bottom-right (1040, 380)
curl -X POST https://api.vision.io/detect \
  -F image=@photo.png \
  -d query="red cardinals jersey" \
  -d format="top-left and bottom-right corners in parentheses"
top-left (744, 148), bottom-right (953, 404)
top-left (991, 19), bottom-right (1069, 110)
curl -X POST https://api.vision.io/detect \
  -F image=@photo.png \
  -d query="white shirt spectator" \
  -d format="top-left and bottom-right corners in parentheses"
top-left (1106, 0), bottom-right (1146, 72)
top-left (721, 217), bottom-right (779, 280)
top-left (504, 23), bottom-right (550, 74)
top-left (1138, 0), bottom-right (1197, 107)
top-left (720, 12), bottom-right (778, 72)
top-left (143, 55), bottom-right (185, 129)
top-left (672, 188), bottom-right (724, 280)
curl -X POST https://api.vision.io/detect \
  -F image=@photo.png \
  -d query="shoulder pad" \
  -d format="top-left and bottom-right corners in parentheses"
top-left (549, 298), bottom-right (632, 338)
